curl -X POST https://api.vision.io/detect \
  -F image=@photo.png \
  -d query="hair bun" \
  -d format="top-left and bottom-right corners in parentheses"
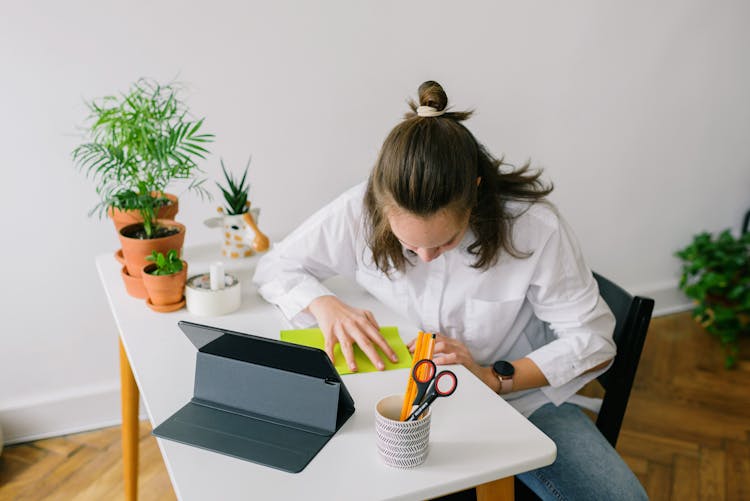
top-left (418, 81), bottom-right (448, 111)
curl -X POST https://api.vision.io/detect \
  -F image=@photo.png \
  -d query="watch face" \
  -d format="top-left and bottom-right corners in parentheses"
top-left (493, 360), bottom-right (515, 377)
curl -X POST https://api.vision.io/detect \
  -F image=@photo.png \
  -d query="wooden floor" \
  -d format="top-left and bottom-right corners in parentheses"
top-left (1, 312), bottom-right (748, 500)
top-left (0, 421), bottom-right (175, 501)
top-left (612, 313), bottom-right (750, 501)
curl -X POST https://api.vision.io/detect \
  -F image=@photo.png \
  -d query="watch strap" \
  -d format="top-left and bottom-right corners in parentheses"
top-left (499, 375), bottom-right (513, 394)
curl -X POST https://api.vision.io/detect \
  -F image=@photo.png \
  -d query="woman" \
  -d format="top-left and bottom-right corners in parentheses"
top-left (253, 81), bottom-right (647, 500)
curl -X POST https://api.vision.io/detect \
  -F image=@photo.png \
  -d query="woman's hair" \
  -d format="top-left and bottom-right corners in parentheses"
top-left (364, 80), bottom-right (553, 273)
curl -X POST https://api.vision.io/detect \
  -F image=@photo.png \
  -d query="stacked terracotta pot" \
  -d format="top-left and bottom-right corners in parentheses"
top-left (113, 195), bottom-right (188, 312)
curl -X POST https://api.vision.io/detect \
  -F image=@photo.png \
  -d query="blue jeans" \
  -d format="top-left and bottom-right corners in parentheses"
top-left (516, 403), bottom-right (648, 501)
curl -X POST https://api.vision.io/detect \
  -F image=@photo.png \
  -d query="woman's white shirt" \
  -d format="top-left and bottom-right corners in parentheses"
top-left (252, 182), bottom-right (616, 417)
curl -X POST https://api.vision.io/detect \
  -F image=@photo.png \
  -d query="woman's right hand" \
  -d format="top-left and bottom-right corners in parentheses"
top-left (307, 295), bottom-right (399, 372)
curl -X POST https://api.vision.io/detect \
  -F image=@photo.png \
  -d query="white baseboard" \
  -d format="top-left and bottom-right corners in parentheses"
top-left (629, 281), bottom-right (693, 317)
top-left (0, 381), bottom-right (147, 446)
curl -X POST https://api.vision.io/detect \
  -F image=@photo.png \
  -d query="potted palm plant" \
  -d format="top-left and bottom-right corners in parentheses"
top-left (73, 78), bottom-right (213, 232)
top-left (72, 78), bottom-right (214, 293)
top-left (142, 250), bottom-right (188, 312)
top-left (676, 229), bottom-right (750, 368)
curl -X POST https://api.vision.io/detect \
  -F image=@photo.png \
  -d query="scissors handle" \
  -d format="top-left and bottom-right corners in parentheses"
top-left (411, 359), bottom-right (436, 406)
top-left (406, 369), bottom-right (457, 421)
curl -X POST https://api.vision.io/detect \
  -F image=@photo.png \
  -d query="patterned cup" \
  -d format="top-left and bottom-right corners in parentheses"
top-left (375, 394), bottom-right (431, 468)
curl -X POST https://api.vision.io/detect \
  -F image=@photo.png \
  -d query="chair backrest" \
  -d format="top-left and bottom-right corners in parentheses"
top-left (593, 272), bottom-right (655, 447)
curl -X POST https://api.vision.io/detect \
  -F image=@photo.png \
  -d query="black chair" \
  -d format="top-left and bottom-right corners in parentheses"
top-left (591, 272), bottom-right (654, 447)
top-left (513, 273), bottom-right (655, 500)
top-left (440, 273), bottom-right (655, 501)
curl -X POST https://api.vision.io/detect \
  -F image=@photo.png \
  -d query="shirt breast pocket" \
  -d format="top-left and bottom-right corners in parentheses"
top-left (462, 296), bottom-right (527, 359)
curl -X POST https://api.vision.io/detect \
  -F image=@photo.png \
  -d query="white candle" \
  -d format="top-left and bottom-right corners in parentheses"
top-left (209, 262), bottom-right (225, 290)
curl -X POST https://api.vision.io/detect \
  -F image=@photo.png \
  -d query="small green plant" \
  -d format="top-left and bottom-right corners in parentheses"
top-left (146, 250), bottom-right (184, 276)
top-left (216, 158), bottom-right (251, 215)
top-left (72, 78), bottom-right (214, 238)
top-left (676, 229), bottom-right (750, 368)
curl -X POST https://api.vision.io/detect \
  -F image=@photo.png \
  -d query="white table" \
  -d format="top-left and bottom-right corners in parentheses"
top-left (97, 243), bottom-right (556, 501)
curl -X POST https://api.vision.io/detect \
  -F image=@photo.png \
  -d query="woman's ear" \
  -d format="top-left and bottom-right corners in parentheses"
top-left (476, 176), bottom-right (482, 186)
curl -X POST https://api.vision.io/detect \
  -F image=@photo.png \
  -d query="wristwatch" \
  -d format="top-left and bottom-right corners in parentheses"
top-left (492, 360), bottom-right (515, 394)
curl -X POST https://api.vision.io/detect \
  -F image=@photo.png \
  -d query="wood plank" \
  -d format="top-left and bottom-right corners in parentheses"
top-left (616, 429), bottom-right (699, 465)
top-left (666, 372), bottom-right (750, 417)
top-left (699, 446), bottom-right (726, 501)
top-left (726, 441), bottom-right (750, 501)
top-left (671, 455), bottom-right (700, 501)
top-left (66, 424), bottom-right (121, 451)
top-left (621, 454), bottom-right (648, 476)
top-left (70, 447), bottom-right (124, 501)
top-left (39, 441), bottom-right (121, 501)
top-left (0, 445), bottom-right (70, 499)
top-left (14, 443), bottom-right (100, 501)
top-left (30, 436), bottom-right (81, 457)
top-left (624, 395), bottom-right (749, 447)
top-left (138, 433), bottom-right (178, 501)
top-left (645, 463), bottom-right (672, 501)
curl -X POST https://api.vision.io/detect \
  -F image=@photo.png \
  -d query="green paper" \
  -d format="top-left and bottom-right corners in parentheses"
top-left (280, 326), bottom-right (413, 375)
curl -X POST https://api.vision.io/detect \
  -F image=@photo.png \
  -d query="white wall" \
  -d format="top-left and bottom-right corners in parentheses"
top-left (1, 0), bottom-right (748, 442)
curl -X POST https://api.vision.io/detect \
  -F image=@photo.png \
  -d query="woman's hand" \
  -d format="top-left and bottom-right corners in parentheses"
top-left (307, 295), bottom-right (399, 372)
top-left (408, 333), bottom-right (500, 392)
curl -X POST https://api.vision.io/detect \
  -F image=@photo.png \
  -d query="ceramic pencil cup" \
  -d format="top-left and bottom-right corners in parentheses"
top-left (375, 394), bottom-right (431, 469)
top-left (185, 263), bottom-right (241, 316)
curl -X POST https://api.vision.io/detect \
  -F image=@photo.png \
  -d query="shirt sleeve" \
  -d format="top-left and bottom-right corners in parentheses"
top-left (251, 185), bottom-right (363, 327)
top-left (522, 207), bottom-right (616, 404)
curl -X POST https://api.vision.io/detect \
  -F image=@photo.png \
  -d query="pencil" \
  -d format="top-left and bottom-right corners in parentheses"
top-left (419, 333), bottom-right (436, 378)
top-left (400, 331), bottom-right (424, 421)
top-left (399, 331), bottom-right (427, 421)
top-left (405, 332), bottom-right (428, 419)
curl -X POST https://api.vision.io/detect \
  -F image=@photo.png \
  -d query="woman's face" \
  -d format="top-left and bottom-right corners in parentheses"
top-left (386, 207), bottom-right (470, 263)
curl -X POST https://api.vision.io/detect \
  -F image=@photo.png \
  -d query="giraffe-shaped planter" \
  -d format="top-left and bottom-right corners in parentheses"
top-left (205, 207), bottom-right (269, 259)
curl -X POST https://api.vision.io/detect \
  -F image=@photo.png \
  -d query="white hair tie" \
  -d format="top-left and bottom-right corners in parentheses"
top-left (416, 105), bottom-right (446, 117)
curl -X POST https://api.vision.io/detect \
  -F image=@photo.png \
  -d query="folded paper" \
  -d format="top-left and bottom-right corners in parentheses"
top-left (281, 326), bottom-right (413, 375)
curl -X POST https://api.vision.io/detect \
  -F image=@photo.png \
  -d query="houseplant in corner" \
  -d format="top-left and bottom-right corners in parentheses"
top-left (72, 78), bottom-right (214, 232)
top-left (676, 229), bottom-right (750, 368)
top-left (142, 250), bottom-right (188, 312)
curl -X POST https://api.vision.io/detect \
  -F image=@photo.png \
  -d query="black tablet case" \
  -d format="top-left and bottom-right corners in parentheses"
top-left (152, 321), bottom-right (356, 473)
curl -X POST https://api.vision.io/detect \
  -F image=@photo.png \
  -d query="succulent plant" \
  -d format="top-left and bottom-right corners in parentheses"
top-left (217, 157), bottom-right (251, 215)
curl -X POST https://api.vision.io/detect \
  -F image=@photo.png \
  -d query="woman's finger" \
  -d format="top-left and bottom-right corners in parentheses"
top-left (433, 340), bottom-right (449, 354)
top-left (407, 338), bottom-right (417, 352)
top-left (433, 352), bottom-right (458, 365)
top-left (349, 325), bottom-right (386, 370)
top-left (363, 310), bottom-right (380, 330)
top-left (360, 316), bottom-right (398, 363)
top-left (323, 331), bottom-right (336, 365)
top-left (334, 324), bottom-right (357, 372)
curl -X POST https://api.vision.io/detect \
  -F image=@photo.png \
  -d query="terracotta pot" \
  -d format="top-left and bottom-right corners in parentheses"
top-left (142, 261), bottom-right (188, 306)
top-left (108, 193), bottom-right (179, 231)
top-left (120, 265), bottom-right (148, 299)
top-left (114, 248), bottom-right (126, 265)
top-left (118, 220), bottom-right (186, 278)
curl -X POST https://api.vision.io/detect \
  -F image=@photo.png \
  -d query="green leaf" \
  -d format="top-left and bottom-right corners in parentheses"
top-left (72, 78), bottom-right (214, 220)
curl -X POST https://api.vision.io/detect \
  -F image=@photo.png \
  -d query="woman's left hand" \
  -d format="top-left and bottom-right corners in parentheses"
top-left (407, 334), bottom-right (499, 391)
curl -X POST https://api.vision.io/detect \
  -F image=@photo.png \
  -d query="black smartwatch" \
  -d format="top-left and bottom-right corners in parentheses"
top-left (491, 360), bottom-right (515, 394)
